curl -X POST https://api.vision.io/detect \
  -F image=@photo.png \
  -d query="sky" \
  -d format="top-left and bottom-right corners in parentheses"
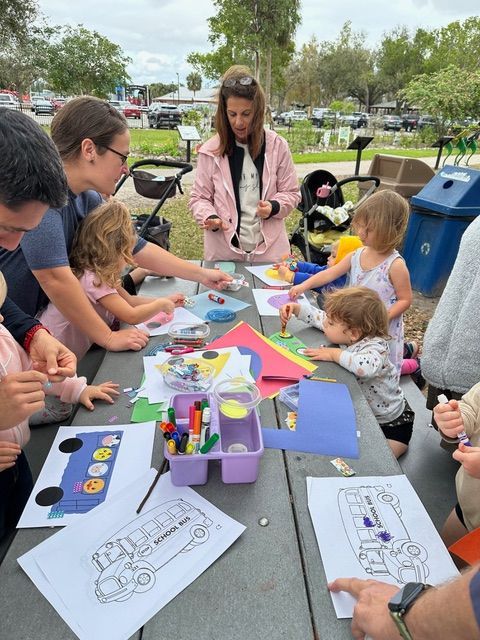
top-left (37, 0), bottom-right (479, 86)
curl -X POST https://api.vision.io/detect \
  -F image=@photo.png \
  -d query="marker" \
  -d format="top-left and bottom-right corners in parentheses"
top-left (167, 407), bottom-right (176, 427)
top-left (163, 432), bottom-right (173, 441)
top-left (188, 405), bottom-right (195, 444)
top-left (167, 440), bottom-right (177, 455)
top-left (208, 293), bottom-right (225, 304)
top-left (178, 433), bottom-right (189, 454)
top-left (192, 409), bottom-right (202, 452)
top-left (200, 433), bottom-right (220, 454)
top-left (170, 431), bottom-right (181, 448)
top-left (200, 406), bottom-right (211, 448)
top-left (437, 394), bottom-right (471, 446)
top-left (185, 443), bottom-right (195, 455)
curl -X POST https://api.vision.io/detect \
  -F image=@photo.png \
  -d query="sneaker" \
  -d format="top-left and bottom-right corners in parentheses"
top-left (403, 341), bottom-right (419, 359)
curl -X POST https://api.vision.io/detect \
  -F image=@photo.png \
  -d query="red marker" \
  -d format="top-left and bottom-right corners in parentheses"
top-left (208, 293), bottom-right (225, 304)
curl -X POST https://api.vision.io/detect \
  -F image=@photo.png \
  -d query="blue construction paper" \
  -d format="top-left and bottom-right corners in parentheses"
top-left (189, 290), bottom-right (251, 321)
top-left (262, 378), bottom-right (359, 459)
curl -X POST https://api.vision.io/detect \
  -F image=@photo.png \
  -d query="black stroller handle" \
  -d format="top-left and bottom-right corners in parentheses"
top-left (127, 158), bottom-right (193, 175)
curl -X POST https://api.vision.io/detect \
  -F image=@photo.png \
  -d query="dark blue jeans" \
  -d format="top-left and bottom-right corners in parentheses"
top-left (0, 451), bottom-right (33, 541)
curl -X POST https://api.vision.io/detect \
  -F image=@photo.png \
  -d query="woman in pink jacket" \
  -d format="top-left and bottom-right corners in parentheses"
top-left (190, 65), bottom-right (300, 263)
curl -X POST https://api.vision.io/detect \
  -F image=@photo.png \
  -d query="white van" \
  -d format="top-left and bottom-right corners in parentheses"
top-left (0, 94), bottom-right (19, 109)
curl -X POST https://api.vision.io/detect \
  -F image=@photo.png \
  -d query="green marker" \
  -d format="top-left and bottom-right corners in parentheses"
top-left (199, 433), bottom-right (219, 454)
top-left (167, 407), bottom-right (176, 427)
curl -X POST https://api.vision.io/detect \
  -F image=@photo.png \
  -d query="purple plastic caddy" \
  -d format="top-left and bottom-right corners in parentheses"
top-left (165, 392), bottom-right (264, 486)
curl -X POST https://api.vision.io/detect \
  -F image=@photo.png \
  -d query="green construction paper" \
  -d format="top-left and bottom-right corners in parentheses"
top-left (269, 331), bottom-right (310, 360)
top-left (131, 397), bottom-right (167, 422)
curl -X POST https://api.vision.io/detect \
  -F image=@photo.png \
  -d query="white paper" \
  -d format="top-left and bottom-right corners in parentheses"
top-left (251, 288), bottom-right (307, 316)
top-left (136, 306), bottom-right (204, 336)
top-left (19, 470), bottom-right (245, 640)
top-left (140, 347), bottom-right (254, 405)
top-left (306, 475), bottom-right (459, 618)
top-left (245, 264), bottom-right (291, 286)
top-left (18, 422), bottom-right (156, 528)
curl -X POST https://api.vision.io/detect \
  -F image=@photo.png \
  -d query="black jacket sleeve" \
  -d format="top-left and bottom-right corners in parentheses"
top-left (1, 296), bottom-right (40, 345)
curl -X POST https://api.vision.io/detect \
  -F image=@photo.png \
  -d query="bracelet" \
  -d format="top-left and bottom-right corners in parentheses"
top-left (23, 324), bottom-right (51, 353)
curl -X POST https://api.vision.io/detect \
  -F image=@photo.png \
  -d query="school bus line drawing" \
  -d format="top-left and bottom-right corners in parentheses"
top-left (92, 499), bottom-right (213, 603)
top-left (338, 485), bottom-right (429, 584)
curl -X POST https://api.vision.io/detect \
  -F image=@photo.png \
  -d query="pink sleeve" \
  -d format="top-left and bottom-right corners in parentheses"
top-left (47, 375), bottom-right (87, 404)
top-left (189, 153), bottom-right (219, 225)
top-left (81, 271), bottom-right (117, 304)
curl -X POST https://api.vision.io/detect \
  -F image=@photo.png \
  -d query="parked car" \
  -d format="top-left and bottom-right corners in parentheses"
top-left (51, 98), bottom-right (66, 112)
top-left (121, 101), bottom-right (141, 119)
top-left (383, 115), bottom-right (402, 131)
top-left (289, 110), bottom-right (308, 122)
top-left (34, 99), bottom-right (54, 116)
top-left (274, 111), bottom-right (293, 125)
top-left (311, 108), bottom-right (336, 128)
top-left (108, 100), bottom-right (123, 112)
top-left (340, 112), bottom-right (369, 129)
top-left (147, 104), bottom-right (182, 129)
top-left (401, 113), bottom-right (419, 132)
top-left (0, 93), bottom-right (19, 109)
top-left (417, 115), bottom-right (437, 130)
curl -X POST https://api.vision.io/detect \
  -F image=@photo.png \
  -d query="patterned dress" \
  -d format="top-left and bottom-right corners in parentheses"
top-left (349, 248), bottom-right (404, 378)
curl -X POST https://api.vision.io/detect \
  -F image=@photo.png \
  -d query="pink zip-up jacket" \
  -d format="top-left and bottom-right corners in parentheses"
top-left (190, 128), bottom-right (300, 262)
top-left (0, 324), bottom-right (87, 447)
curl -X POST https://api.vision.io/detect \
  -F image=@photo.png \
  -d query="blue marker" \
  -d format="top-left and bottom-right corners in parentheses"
top-left (438, 394), bottom-right (471, 446)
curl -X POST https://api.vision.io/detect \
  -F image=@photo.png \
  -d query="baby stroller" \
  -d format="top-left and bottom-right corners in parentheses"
top-left (290, 170), bottom-right (380, 264)
top-left (114, 158), bottom-right (193, 251)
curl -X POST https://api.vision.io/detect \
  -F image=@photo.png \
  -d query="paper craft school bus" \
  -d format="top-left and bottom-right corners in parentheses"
top-left (92, 499), bottom-right (213, 603)
top-left (338, 485), bottom-right (429, 583)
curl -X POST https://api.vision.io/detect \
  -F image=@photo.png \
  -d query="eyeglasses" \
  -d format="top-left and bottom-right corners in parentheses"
top-left (223, 76), bottom-right (254, 88)
top-left (100, 144), bottom-right (129, 166)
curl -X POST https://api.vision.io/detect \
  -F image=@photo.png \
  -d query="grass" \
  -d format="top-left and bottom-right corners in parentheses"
top-left (291, 148), bottom-right (439, 164)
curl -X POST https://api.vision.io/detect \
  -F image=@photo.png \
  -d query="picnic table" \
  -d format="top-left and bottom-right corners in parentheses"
top-left (0, 263), bottom-right (402, 640)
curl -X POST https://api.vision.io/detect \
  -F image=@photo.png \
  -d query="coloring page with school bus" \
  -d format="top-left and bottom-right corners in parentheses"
top-left (306, 474), bottom-right (459, 619)
top-left (18, 470), bottom-right (245, 640)
top-left (18, 421), bottom-right (156, 529)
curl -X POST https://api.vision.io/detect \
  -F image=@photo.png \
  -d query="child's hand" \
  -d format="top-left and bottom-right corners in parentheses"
top-left (278, 265), bottom-right (294, 282)
top-left (79, 381), bottom-right (120, 411)
top-left (303, 346), bottom-right (341, 362)
top-left (289, 284), bottom-right (304, 300)
top-left (279, 303), bottom-right (300, 324)
top-left (434, 399), bottom-right (465, 439)
top-left (168, 293), bottom-right (186, 307)
top-left (157, 298), bottom-right (175, 315)
top-left (0, 441), bottom-right (21, 472)
top-left (453, 442), bottom-right (480, 478)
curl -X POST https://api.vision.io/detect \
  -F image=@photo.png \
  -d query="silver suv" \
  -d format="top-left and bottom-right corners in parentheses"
top-left (0, 93), bottom-right (19, 109)
top-left (148, 104), bottom-right (182, 130)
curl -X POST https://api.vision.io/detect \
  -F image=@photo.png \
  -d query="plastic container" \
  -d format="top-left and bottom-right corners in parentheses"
top-left (164, 391), bottom-right (264, 486)
top-left (224, 273), bottom-right (246, 292)
top-left (168, 322), bottom-right (210, 343)
top-left (278, 383), bottom-right (300, 411)
top-left (212, 378), bottom-right (261, 419)
top-left (161, 356), bottom-right (214, 392)
top-left (403, 165), bottom-right (480, 296)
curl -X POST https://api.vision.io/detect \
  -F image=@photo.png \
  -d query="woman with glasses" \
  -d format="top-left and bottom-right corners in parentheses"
top-left (0, 96), bottom-right (231, 354)
top-left (190, 65), bottom-right (300, 262)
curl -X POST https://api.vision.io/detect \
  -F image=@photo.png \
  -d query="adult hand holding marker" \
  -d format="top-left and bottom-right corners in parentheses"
top-left (434, 394), bottom-right (472, 446)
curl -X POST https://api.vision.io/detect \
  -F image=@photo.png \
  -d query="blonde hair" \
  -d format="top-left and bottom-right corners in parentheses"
top-left (324, 286), bottom-right (390, 340)
top-left (0, 272), bottom-right (6, 308)
top-left (215, 65), bottom-right (266, 159)
top-left (352, 190), bottom-right (410, 252)
top-left (70, 200), bottom-right (136, 288)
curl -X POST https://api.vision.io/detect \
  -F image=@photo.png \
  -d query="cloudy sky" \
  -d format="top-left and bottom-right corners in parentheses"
top-left (38, 0), bottom-right (478, 86)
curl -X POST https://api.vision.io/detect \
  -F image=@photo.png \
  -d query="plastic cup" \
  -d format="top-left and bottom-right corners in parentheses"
top-left (213, 377), bottom-right (261, 419)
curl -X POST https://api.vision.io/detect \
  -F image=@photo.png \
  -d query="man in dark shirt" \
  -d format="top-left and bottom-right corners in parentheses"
top-left (0, 108), bottom-right (76, 430)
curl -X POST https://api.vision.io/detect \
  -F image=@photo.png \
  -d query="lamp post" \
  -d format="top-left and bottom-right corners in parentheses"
top-left (176, 72), bottom-right (180, 105)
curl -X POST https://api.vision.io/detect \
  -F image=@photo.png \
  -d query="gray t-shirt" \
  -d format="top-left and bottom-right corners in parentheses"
top-left (0, 189), bottom-right (146, 317)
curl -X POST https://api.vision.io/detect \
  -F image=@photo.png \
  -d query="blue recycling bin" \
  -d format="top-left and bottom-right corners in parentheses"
top-left (402, 165), bottom-right (480, 296)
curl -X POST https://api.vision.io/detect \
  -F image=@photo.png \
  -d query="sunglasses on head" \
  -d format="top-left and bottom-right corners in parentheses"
top-left (223, 76), bottom-right (254, 88)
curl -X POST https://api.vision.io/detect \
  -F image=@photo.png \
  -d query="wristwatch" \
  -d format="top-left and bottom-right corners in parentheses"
top-left (388, 582), bottom-right (430, 640)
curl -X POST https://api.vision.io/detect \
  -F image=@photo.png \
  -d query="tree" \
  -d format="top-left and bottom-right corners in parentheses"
top-left (148, 82), bottom-right (177, 100)
top-left (46, 25), bottom-right (131, 98)
top-left (186, 71), bottom-right (202, 101)
top-left (0, 0), bottom-right (38, 48)
top-left (402, 65), bottom-right (480, 124)
top-left (187, 0), bottom-right (300, 104)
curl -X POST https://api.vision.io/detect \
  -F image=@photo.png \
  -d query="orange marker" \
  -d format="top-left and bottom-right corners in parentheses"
top-left (192, 409), bottom-right (202, 452)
